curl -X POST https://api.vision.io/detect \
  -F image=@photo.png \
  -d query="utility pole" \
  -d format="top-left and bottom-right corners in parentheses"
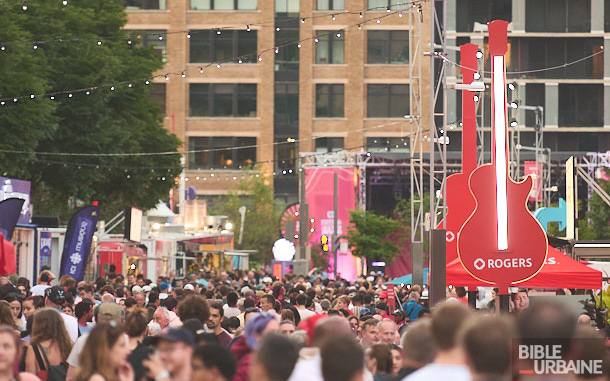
top-left (333, 172), bottom-right (338, 280)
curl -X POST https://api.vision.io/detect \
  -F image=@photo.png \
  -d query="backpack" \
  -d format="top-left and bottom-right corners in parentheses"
top-left (32, 344), bottom-right (68, 381)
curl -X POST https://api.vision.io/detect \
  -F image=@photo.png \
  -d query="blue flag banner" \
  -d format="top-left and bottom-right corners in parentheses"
top-left (59, 206), bottom-right (100, 281)
top-left (0, 198), bottom-right (25, 240)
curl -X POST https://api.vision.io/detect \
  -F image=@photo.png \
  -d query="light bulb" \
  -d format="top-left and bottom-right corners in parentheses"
top-left (336, 32), bottom-right (341, 38)
top-left (22, 2), bottom-right (27, 11)
top-left (358, 24), bottom-right (361, 30)
top-left (50, 96), bottom-right (54, 100)
top-left (158, 35), bottom-right (163, 41)
top-left (110, 86), bottom-right (115, 91)
top-left (181, 71), bottom-right (186, 78)
top-left (276, 27), bottom-right (280, 32)
top-left (97, 40), bottom-right (102, 45)
top-left (145, 80), bottom-right (150, 85)
top-left (238, 57), bottom-right (243, 63)
top-left (13, 98), bottom-right (17, 102)
top-left (387, 6), bottom-right (391, 12)
top-left (258, 55), bottom-right (262, 61)
top-left (359, 12), bottom-right (363, 18)
top-left (30, 94), bottom-right (34, 99)
top-left (314, 36), bottom-right (319, 43)
top-left (33, 44), bottom-right (37, 50)
top-left (127, 38), bottom-right (132, 45)
top-left (217, 63), bottom-right (221, 68)
top-left (275, 47), bottom-right (279, 53)
top-left (86, 91), bottom-right (90, 95)
top-left (63, 0), bottom-right (67, 4)
top-left (399, 10), bottom-right (403, 17)
top-left (165, 75), bottom-right (169, 80)
top-left (68, 94), bottom-right (73, 98)
top-left (377, 17), bottom-right (381, 23)
top-left (476, 51), bottom-right (483, 59)
top-left (474, 95), bottom-right (479, 102)
top-left (199, 67), bottom-right (204, 73)
top-left (331, 14), bottom-right (335, 21)
top-left (301, 18), bottom-right (305, 23)
top-left (473, 72), bottom-right (481, 80)
top-left (1, 45), bottom-right (5, 51)
top-left (246, 25), bottom-right (250, 32)
top-left (128, 83), bottom-right (132, 88)
top-left (216, 30), bottom-right (221, 35)
top-left (186, 33), bottom-right (191, 39)
top-left (297, 41), bottom-right (301, 48)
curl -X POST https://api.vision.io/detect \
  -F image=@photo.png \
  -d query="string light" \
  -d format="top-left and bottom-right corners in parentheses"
top-left (181, 71), bottom-right (186, 78)
top-left (164, 74), bottom-right (169, 80)
top-left (314, 36), bottom-right (319, 43)
top-left (258, 55), bottom-right (262, 61)
top-left (275, 46), bottom-right (279, 54)
top-left (301, 18), bottom-right (305, 23)
top-left (216, 29), bottom-right (221, 35)
top-left (145, 79), bottom-right (150, 85)
top-left (62, 0), bottom-right (67, 5)
top-left (186, 33), bottom-right (191, 39)
top-left (377, 17), bottom-right (381, 23)
top-left (216, 63), bottom-right (221, 68)
top-left (331, 14), bottom-right (336, 21)
top-left (359, 12), bottom-right (363, 18)
top-left (97, 40), bottom-right (102, 45)
top-left (399, 10), bottom-right (403, 17)
top-left (246, 25), bottom-right (250, 32)
top-left (387, 6), bottom-right (391, 12)
top-left (22, 1), bottom-right (27, 11)
top-left (238, 57), bottom-right (243, 63)
top-left (127, 38), bottom-right (132, 45)
top-left (110, 86), bottom-right (115, 91)
top-left (276, 27), bottom-right (280, 32)
top-left (199, 67), bottom-right (204, 73)
top-left (297, 41), bottom-right (301, 48)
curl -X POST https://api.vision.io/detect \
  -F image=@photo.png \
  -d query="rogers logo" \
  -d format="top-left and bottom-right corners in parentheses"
top-left (474, 258), bottom-right (485, 270)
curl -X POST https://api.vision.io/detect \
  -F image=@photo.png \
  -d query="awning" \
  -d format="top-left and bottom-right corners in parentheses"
top-left (446, 246), bottom-right (602, 289)
top-left (385, 268), bottom-right (429, 285)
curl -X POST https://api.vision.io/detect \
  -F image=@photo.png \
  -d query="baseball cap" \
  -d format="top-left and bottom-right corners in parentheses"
top-left (379, 291), bottom-right (388, 299)
top-left (142, 285), bottom-right (152, 293)
top-left (375, 302), bottom-right (387, 311)
top-left (45, 286), bottom-right (66, 305)
top-left (241, 286), bottom-right (252, 294)
top-left (131, 285), bottom-right (143, 294)
top-left (360, 307), bottom-right (372, 316)
top-left (159, 282), bottom-right (170, 292)
top-left (97, 302), bottom-right (122, 323)
top-left (183, 284), bottom-right (194, 291)
top-left (159, 327), bottom-right (195, 347)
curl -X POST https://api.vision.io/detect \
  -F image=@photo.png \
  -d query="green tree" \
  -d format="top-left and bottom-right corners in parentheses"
top-left (346, 209), bottom-right (404, 264)
top-left (0, 0), bottom-right (182, 222)
top-left (579, 179), bottom-right (610, 240)
top-left (212, 168), bottom-right (282, 266)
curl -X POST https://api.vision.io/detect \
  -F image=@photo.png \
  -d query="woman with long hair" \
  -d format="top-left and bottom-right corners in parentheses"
top-left (74, 323), bottom-right (132, 381)
top-left (5, 296), bottom-right (24, 331)
top-left (25, 308), bottom-right (73, 376)
top-left (0, 302), bottom-right (18, 331)
top-left (0, 325), bottom-right (40, 381)
top-left (22, 297), bottom-right (44, 323)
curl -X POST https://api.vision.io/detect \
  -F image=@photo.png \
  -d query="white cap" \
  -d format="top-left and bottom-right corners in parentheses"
top-left (184, 284), bottom-right (194, 291)
top-left (131, 285), bottom-right (143, 294)
top-left (241, 286), bottom-right (252, 294)
top-left (142, 285), bottom-right (151, 293)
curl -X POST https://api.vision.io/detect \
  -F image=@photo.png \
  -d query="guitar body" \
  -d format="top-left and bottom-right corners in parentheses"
top-left (457, 164), bottom-right (548, 286)
top-left (445, 173), bottom-right (476, 263)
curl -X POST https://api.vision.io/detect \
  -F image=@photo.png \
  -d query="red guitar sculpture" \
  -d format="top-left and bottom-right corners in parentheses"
top-left (442, 43), bottom-right (478, 264)
top-left (457, 20), bottom-right (548, 289)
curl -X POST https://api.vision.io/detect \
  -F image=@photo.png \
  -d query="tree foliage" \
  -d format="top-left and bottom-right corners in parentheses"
top-left (578, 176), bottom-right (610, 240)
top-left (212, 168), bottom-right (282, 266)
top-left (346, 209), bottom-right (405, 264)
top-left (0, 0), bottom-right (182, 222)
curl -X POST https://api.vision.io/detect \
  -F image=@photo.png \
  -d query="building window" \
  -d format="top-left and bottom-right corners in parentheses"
top-left (315, 137), bottom-right (344, 152)
top-left (508, 38), bottom-right (603, 79)
top-left (316, 84), bottom-right (344, 117)
top-left (132, 30), bottom-right (167, 61)
top-left (275, 0), bottom-right (299, 14)
top-left (275, 29), bottom-right (300, 71)
top-left (125, 0), bottom-right (166, 10)
top-left (367, 137), bottom-right (409, 152)
top-left (189, 30), bottom-right (257, 63)
top-left (275, 139), bottom-right (297, 175)
top-left (149, 84), bottom-right (166, 114)
top-left (367, 30), bottom-right (409, 64)
top-left (558, 84), bottom-right (603, 127)
top-left (188, 137), bottom-right (256, 169)
top-left (316, 31), bottom-right (344, 64)
top-left (317, 0), bottom-right (344, 10)
top-left (367, 84), bottom-right (409, 118)
top-left (456, 0), bottom-right (511, 32)
top-left (275, 84), bottom-right (299, 126)
top-left (526, 0), bottom-right (590, 33)
top-left (189, 84), bottom-right (257, 117)
top-left (190, 0), bottom-right (257, 10)
top-left (367, 0), bottom-right (409, 10)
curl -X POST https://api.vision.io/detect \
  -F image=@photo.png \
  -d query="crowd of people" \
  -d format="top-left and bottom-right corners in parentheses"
top-left (0, 267), bottom-right (606, 381)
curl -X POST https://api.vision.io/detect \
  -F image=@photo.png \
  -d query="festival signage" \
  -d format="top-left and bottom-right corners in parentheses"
top-left (457, 20), bottom-right (548, 290)
top-left (39, 231), bottom-right (52, 269)
top-left (59, 206), bottom-right (100, 281)
top-left (0, 198), bottom-right (25, 240)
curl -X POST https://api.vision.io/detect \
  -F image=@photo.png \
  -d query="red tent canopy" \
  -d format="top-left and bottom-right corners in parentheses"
top-left (447, 246), bottom-right (602, 289)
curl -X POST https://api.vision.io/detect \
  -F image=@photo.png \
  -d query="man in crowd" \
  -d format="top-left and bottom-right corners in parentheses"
top-left (295, 294), bottom-right (316, 322)
top-left (398, 319), bottom-right (436, 378)
top-left (74, 299), bottom-right (94, 336)
top-left (45, 285), bottom-right (79, 342)
top-left (403, 302), bottom-right (471, 381)
top-left (279, 320), bottom-right (296, 337)
top-left (360, 318), bottom-right (379, 349)
top-left (153, 307), bottom-right (171, 330)
top-left (208, 301), bottom-right (232, 347)
top-left (378, 319), bottom-right (398, 345)
top-left (191, 344), bottom-right (235, 381)
top-left (402, 291), bottom-right (423, 321)
top-left (144, 328), bottom-right (195, 381)
top-left (259, 294), bottom-right (276, 312)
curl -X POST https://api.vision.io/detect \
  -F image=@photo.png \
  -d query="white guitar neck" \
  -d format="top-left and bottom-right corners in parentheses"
top-left (493, 55), bottom-right (508, 251)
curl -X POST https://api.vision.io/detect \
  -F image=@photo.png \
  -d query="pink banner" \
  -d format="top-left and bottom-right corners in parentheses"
top-left (305, 167), bottom-right (358, 281)
top-left (523, 161), bottom-right (542, 202)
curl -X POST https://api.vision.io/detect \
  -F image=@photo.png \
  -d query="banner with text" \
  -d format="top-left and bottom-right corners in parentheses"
top-left (59, 206), bottom-right (100, 281)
